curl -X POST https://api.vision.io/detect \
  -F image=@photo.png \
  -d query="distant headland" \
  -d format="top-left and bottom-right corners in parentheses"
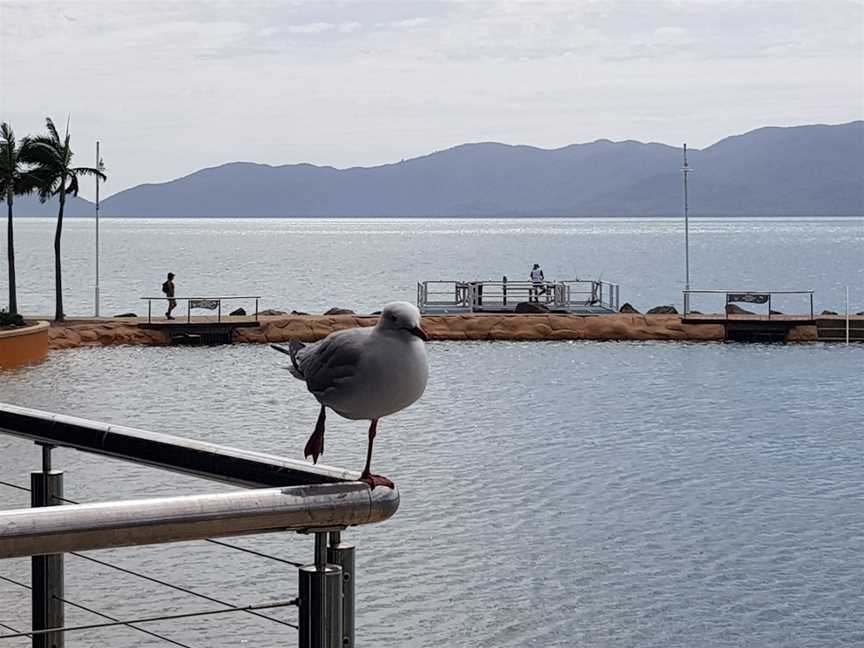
top-left (16, 121), bottom-right (864, 218)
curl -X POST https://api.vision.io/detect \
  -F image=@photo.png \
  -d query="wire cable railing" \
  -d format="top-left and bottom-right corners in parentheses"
top-left (0, 573), bottom-right (195, 648)
top-left (0, 403), bottom-right (395, 648)
top-left (0, 599), bottom-right (299, 641)
top-left (0, 480), bottom-right (301, 637)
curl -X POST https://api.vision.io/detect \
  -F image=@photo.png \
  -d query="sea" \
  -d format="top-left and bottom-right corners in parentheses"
top-left (0, 217), bottom-right (862, 647)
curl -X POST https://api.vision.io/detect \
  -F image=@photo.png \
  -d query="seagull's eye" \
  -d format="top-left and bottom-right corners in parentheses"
top-left (389, 314), bottom-right (398, 322)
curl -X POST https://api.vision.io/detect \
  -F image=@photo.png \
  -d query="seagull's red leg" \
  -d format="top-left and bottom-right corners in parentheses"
top-left (304, 405), bottom-right (326, 464)
top-left (360, 419), bottom-right (394, 489)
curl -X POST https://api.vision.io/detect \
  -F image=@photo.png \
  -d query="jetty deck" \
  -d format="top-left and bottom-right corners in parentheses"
top-left (683, 313), bottom-right (864, 342)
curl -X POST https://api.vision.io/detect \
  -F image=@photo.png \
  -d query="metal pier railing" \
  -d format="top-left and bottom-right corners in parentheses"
top-left (417, 278), bottom-right (620, 314)
top-left (0, 403), bottom-right (399, 648)
top-left (140, 295), bottom-right (262, 324)
top-left (682, 289), bottom-right (815, 319)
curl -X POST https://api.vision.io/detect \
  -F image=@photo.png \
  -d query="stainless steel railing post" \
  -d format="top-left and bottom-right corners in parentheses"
top-left (299, 531), bottom-right (342, 648)
top-left (328, 531), bottom-right (355, 648)
top-left (31, 444), bottom-right (64, 648)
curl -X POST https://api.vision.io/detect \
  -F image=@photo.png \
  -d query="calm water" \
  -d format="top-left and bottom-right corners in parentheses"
top-left (2, 217), bottom-right (863, 316)
top-left (1, 342), bottom-right (863, 647)
top-left (1, 218), bottom-right (863, 646)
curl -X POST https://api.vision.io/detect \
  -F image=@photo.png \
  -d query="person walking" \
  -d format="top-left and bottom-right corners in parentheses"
top-left (530, 263), bottom-right (545, 302)
top-left (162, 272), bottom-right (177, 319)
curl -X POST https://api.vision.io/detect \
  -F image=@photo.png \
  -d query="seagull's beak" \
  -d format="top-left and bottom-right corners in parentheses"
top-left (410, 325), bottom-right (429, 341)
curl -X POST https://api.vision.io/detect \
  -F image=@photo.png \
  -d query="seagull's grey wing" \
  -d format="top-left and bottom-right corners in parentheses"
top-left (296, 330), bottom-right (367, 399)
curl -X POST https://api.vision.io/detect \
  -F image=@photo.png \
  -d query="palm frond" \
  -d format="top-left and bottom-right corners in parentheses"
top-left (45, 118), bottom-right (61, 145)
top-left (20, 139), bottom-right (63, 168)
top-left (0, 122), bottom-right (14, 146)
top-left (27, 166), bottom-right (58, 202)
top-left (71, 166), bottom-right (107, 181)
top-left (14, 170), bottom-right (42, 196)
top-left (66, 174), bottom-right (79, 196)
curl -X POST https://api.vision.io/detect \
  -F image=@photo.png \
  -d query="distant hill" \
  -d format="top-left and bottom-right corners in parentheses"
top-left (14, 194), bottom-right (97, 217)
top-left (15, 121), bottom-right (864, 217)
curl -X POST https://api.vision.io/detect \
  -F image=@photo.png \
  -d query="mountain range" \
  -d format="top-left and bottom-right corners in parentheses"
top-left (15, 121), bottom-right (864, 217)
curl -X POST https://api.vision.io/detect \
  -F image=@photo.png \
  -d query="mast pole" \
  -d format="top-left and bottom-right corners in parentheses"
top-left (682, 143), bottom-right (691, 292)
top-left (95, 141), bottom-right (100, 317)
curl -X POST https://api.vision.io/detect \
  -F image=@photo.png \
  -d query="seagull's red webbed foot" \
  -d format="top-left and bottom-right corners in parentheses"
top-left (360, 471), bottom-right (394, 490)
top-left (358, 418), bottom-right (393, 488)
top-left (304, 405), bottom-right (326, 464)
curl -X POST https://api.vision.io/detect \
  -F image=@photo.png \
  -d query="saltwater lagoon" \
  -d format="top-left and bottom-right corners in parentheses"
top-left (1, 217), bottom-right (863, 646)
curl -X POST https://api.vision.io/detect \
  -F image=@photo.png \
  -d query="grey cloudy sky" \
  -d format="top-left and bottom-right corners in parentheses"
top-left (1, 0), bottom-right (862, 199)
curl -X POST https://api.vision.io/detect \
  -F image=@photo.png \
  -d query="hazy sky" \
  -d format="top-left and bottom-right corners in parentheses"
top-left (1, 0), bottom-right (862, 199)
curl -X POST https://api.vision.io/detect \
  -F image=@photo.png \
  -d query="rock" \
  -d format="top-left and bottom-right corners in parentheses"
top-left (324, 307), bottom-right (355, 315)
top-left (619, 303), bottom-right (640, 314)
top-left (688, 310), bottom-right (703, 315)
top-left (821, 310), bottom-right (838, 316)
top-left (514, 302), bottom-right (549, 314)
top-left (646, 305), bottom-right (678, 315)
top-left (229, 307), bottom-right (246, 316)
top-left (769, 309), bottom-right (783, 315)
top-left (857, 311), bottom-right (864, 316)
top-left (259, 309), bottom-right (287, 316)
top-left (725, 303), bottom-right (755, 315)
top-left (290, 310), bottom-right (310, 316)
top-left (113, 312), bottom-right (137, 318)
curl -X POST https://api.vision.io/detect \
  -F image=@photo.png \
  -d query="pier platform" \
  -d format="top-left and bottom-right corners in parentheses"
top-left (141, 318), bottom-right (261, 345)
top-left (683, 314), bottom-right (864, 342)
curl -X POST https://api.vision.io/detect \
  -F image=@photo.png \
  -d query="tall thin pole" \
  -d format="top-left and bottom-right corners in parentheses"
top-left (846, 285), bottom-right (850, 345)
top-left (682, 143), bottom-right (691, 292)
top-left (95, 141), bottom-right (100, 317)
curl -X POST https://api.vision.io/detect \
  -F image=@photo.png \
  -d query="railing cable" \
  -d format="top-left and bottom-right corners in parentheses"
top-left (203, 539), bottom-right (303, 567)
top-left (71, 553), bottom-right (298, 629)
top-left (0, 479), bottom-right (76, 504)
top-left (0, 598), bottom-right (299, 640)
top-left (0, 576), bottom-right (192, 648)
top-left (0, 479), bottom-right (30, 494)
top-left (0, 574), bottom-right (28, 590)
top-left (0, 573), bottom-right (195, 648)
top-left (53, 594), bottom-right (196, 648)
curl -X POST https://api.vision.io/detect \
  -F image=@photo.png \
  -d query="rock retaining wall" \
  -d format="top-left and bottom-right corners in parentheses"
top-left (48, 321), bottom-right (169, 350)
top-left (45, 314), bottom-right (726, 350)
top-left (233, 314), bottom-right (726, 343)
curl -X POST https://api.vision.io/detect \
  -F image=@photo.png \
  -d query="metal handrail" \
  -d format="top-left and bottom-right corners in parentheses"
top-left (417, 279), bottom-right (620, 312)
top-left (0, 483), bottom-right (398, 558)
top-left (682, 289), bottom-right (815, 319)
top-left (0, 403), bottom-right (355, 487)
top-left (139, 295), bottom-right (262, 324)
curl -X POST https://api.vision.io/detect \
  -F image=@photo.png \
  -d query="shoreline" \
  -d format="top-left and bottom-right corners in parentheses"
top-left (38, 313), bottom-right (851, 350)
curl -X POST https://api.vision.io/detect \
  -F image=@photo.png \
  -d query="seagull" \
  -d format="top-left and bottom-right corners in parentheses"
top-left (272, 301), bottom-right (429, 488)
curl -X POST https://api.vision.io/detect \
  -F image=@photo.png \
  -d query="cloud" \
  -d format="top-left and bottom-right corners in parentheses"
top-left (1, 0), bottom-right (860, 199)
top-left (287, 21), bottom-right (351, 35)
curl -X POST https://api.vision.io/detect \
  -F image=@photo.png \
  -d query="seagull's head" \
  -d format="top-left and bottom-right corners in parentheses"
top-left (377, 302), bottom-right (429, 341)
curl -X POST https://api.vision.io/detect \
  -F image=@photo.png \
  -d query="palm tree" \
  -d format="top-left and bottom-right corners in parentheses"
top-left (25, 117), bottom-right (105, 321)
top-left (0, 123), bottom-right (39, 315)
